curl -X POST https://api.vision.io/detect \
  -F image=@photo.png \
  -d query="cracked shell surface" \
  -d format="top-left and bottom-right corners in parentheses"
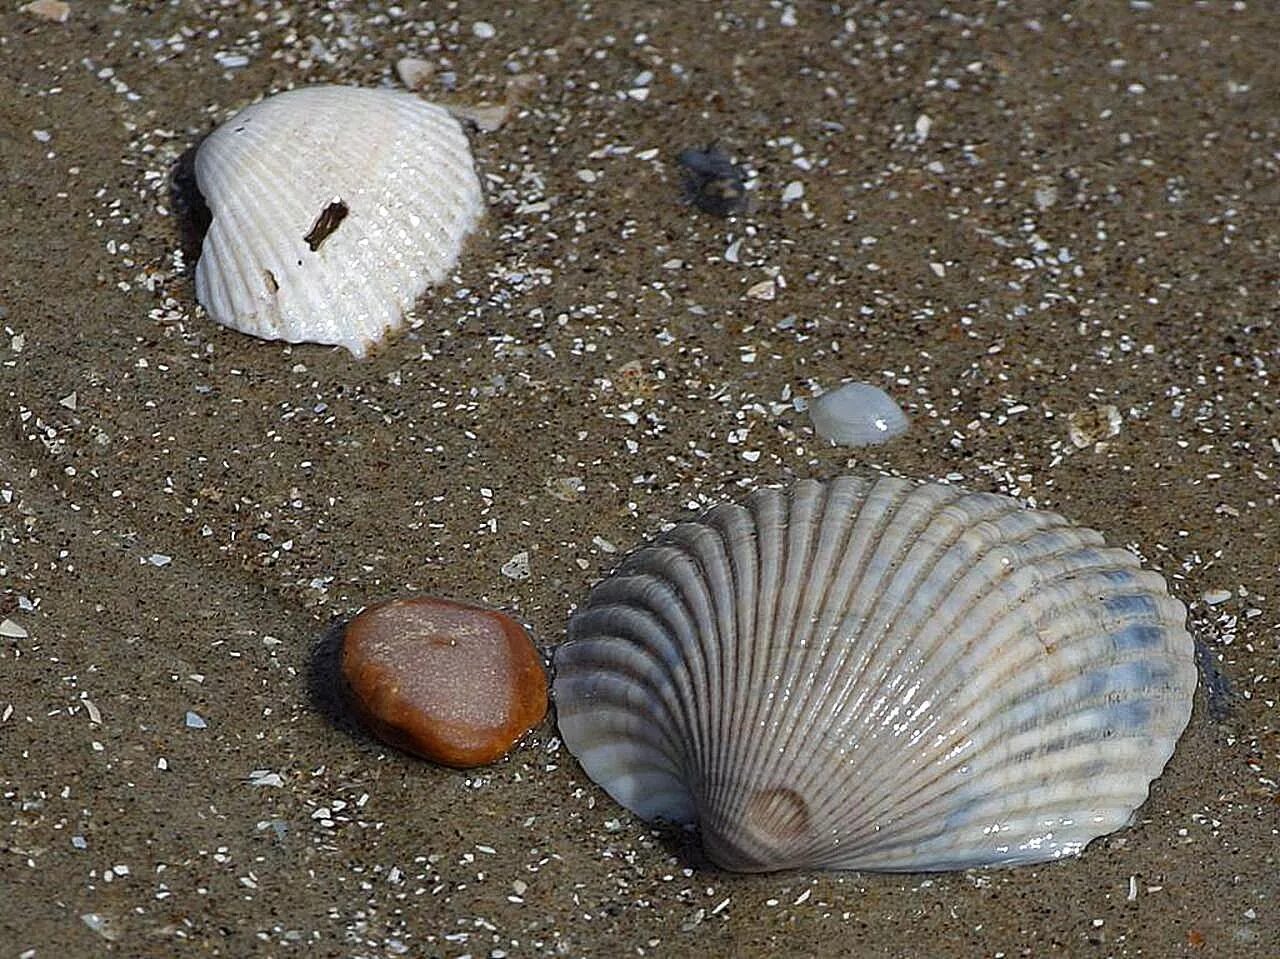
top-left (193, 85), bottom-right (483, 357)
top-left (553, 476), bottom-right (1196, 873)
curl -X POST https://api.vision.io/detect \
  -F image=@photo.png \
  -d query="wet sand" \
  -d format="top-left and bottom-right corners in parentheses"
top-left (1, 2), bottom-right (1277, 956)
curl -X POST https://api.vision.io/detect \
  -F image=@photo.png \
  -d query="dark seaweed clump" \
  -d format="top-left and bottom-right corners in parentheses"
top-left (677, 144), bottom-right (748, 216)
top-left (1194, 638), bottom-right (1235, 721)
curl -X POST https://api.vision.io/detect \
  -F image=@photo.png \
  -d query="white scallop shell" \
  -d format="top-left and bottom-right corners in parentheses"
top-left (553, 476), bottom-right (1195, 872)
top-left (194, 85), bottom-right (483, 357)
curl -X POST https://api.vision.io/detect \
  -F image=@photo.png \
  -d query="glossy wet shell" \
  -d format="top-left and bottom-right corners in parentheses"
top-left (194, 85), bottom-right (483, 357)
top-left (553, 476), bottom-right (1196, 872)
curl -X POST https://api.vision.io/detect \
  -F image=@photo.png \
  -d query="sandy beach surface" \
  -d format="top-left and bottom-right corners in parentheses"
top-left (2, 2), bottom-right (1277, 956)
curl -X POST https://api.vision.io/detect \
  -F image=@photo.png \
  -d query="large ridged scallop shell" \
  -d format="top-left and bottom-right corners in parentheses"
top-left (194, 85), bottom-right (483, 357)
top-left (553, 476), bottom-right (1195, 872)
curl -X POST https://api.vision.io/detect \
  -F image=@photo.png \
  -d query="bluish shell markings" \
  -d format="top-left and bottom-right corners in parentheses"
top-left (831, 565), bottom-right (1188, 861)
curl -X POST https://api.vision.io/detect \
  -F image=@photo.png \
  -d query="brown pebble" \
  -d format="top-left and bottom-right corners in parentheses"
top-left (341, 597), bottom-right (547, 768)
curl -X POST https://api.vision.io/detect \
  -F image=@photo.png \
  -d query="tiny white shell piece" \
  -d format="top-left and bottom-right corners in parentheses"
top-left (809, 382), bottom-right (909, 447)
top-left (553, 476), bottom-right (1195, 873)
top-left (395, 57), bottom-right (434, 91)
top-left (194, 86), bottom-right (483, 357)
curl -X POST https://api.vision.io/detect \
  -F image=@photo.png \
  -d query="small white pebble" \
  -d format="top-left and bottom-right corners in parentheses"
top-left (472, 20), bottom-right (496, 39)
top-left (1202, 589), bottom-right (1232, 606)
top-left (395, 57), bottom-right (433, 91)
top-left (448, 102), bottom-right (510, 132)
top-left (21, 0), bottom-right (70, 23)
top-left (185, 711), bottom-right (207, 729)
top-left (781, 181), bottom-right (805, 203)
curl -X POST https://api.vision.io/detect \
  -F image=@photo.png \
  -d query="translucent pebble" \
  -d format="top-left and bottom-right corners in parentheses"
top-left (808, 382), bottom-right (909, 447)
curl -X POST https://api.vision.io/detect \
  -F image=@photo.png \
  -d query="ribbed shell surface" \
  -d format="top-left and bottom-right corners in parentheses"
top-left (553, 476), bottom-right (1196, 872)
top-left (194, 86), bottom-right (483, 357)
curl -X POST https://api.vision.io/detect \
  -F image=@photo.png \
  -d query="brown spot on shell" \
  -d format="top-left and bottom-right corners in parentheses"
top-left (702, 786), bottom-right (814, 872)
top-left (744, 787), bottom-right (812, 844)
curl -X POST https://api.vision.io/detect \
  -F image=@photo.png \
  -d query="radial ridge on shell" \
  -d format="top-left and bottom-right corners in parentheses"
top-left (553, 475), bottom-right (1196, 873)
top-left (193, 85), bottom-right (484, 357)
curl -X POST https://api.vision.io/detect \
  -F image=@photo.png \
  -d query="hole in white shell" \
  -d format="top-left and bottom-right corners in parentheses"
top-left (304, 199), bottom-right (349, 252)
top-left (263, 269), bottom-right (279, 294)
